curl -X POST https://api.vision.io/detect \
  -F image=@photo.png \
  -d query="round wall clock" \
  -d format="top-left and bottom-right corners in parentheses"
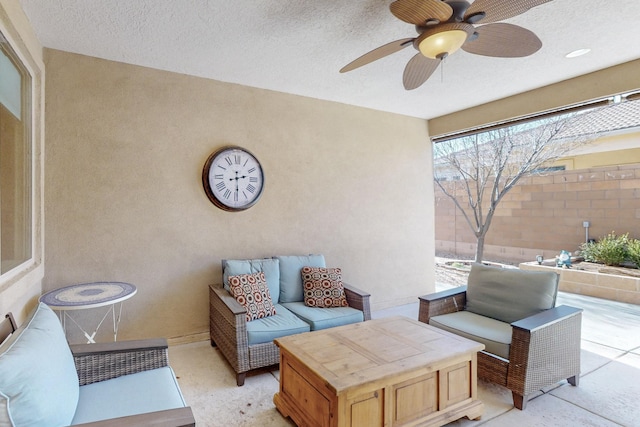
top-left (202, 146), bottom-right (265, 212)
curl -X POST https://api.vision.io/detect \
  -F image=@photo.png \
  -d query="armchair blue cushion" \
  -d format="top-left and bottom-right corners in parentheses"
top-left (71, 367), bottom-right (186, 424)
top-left (0, 303), bottom-right (79, 427)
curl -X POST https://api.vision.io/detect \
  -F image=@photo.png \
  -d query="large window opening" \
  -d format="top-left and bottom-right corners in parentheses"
top-left (0, 31), bottom-right (32, 275)
top-left (431, 91), bottom-right (640, 263)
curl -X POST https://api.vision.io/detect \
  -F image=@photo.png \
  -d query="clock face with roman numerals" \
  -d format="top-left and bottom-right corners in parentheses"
top-left (202, 146), bottom-right (264, 211)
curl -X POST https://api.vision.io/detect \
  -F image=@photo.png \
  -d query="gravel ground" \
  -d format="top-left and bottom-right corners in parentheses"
top-left (434, 255), bottom-right (472, 288)
top-left (434, 253), bottom-right (517, 288)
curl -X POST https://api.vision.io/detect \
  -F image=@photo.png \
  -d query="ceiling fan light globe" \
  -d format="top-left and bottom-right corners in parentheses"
top-left (418, 29), bottom-right (468, 59)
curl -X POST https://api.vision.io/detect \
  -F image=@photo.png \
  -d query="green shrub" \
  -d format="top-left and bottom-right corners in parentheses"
top-left (627, 238), bottom-right (640, 268)
top-left (579, 241), bottom-right (598, 263)
top-left (580, 232), bottom-right (629, 266)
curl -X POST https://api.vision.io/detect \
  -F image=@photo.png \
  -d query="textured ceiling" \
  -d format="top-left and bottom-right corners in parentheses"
top-left (17, 0), bottom-right (640, 119)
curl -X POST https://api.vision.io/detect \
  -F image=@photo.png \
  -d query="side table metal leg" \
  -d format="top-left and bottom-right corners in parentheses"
top-left (113, 301), bottom-right (127, 341)
top-left (112, 304), bottom-right (117, 341)
top-left (64, 307), bottom-right (113, 343)
top-left (64, 312), bottom-right (97, 344)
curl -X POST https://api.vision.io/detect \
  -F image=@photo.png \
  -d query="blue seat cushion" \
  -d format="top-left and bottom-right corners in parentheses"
top-left (71, 366), bottom-right (186, 425)
top-left (0, 302), bottom-right (79, 427)
top-left (281, 302), bottom-right (364, 331)
top-left (246, 304), bottom-right (310, 345)
top-left (223, 258), bottom-right (281, 304)
top-left (276, 255), bottom-right (325, 303)
top-left (429, 311), bottom-right (512, 359)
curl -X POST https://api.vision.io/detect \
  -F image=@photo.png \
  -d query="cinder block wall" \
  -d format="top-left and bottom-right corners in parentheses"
top-left (435, 163), bottom-right (640, 263)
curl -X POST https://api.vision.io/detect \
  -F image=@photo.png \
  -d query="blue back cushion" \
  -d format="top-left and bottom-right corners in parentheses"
top-left (0, 302), bottom-right (79, 426)
top-left (223, 258), bottom-right (281, 304)
top-left (276, 255), bottom-right (326, 303)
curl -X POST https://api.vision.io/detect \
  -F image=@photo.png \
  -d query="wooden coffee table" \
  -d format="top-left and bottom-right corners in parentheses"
top-left (273, 316), bottom-right (484, 427)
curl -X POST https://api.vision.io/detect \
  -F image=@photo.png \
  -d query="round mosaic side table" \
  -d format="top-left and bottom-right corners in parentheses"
top-left (40, 282), bottom-right (137, 343)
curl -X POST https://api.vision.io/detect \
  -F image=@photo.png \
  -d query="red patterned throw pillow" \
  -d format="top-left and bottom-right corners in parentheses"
top-left (228, 272), bottom-right (277, 322)
top-left (301, 266), bottom-right (348, 308)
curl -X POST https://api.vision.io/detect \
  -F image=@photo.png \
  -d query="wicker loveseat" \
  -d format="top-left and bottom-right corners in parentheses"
top-left (0, 303), bottom-right (195, 426)
top-left (209, 254), bottom-right (371, 386)
top-left (418, 263), bottom-right (582, 410)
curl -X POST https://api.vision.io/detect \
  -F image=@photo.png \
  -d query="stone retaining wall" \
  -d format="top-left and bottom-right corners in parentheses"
top-left (519, 262), bottom-right (640, 305)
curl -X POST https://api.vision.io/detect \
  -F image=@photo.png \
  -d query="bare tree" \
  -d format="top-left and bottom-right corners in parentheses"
top-left (433, 114), bottom-right (597, 262)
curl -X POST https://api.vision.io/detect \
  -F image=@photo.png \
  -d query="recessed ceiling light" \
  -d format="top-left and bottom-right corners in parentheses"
top-left (565, 48), bottom-right (591, 58)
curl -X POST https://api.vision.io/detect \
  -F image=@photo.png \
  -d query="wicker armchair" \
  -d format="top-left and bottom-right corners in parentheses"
top-left (419, 265), bottom-right (582, 410)
top-left (1, 312), bottom-right (195, 427)
top-left (210, 281), bottom-right (371, 386)
top-left (70, 340), bottom-right (195, 426)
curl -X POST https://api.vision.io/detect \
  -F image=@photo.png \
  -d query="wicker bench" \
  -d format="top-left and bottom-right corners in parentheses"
top-left (210, 255), bottom-right (371, 386)
top-left (419, 263), bottom-right (582, 410)
top-left (0, 303), bottom-right (195, 426)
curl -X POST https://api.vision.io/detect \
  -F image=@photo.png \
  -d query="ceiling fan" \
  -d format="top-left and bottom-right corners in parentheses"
top-left (340, 0), bottom-right (551, 90)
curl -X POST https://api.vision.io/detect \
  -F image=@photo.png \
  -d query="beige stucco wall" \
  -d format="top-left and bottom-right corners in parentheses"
top-left (43, 49), bottom-right (435, 343)
top-left (562, 131), bottom-right (640, 169)
top-left (0, 0), bottom-right (45, 322)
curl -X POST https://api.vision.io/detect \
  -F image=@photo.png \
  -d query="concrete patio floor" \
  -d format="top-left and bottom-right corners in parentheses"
top-left (170, 288), bottom-right (640, 426)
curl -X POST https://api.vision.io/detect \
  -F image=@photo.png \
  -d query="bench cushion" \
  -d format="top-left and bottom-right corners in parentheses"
top-left (223, 258), bottom-right (281, 304)
top-left (71, 366), bottom-right (186, 425)
top-left (246, 304), bottom-right (310, 345)
top-left (281, 302), bottom-right (364, 331)
top-left (466, 263), bottom-right (559, 323)
top-left (0, 302), bottom-right (79, 427)
top-left (276, 255), bottom-right (325, 303)
top-left (430, 311), bottom-right (512, 359)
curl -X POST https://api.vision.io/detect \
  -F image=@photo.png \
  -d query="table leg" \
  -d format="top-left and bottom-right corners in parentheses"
top-left (113, 303), bottom-right (125, 341)
top-left (63, 306), bottom-right (114, 343)
top-left (63, 311), bottom-right (96, 343)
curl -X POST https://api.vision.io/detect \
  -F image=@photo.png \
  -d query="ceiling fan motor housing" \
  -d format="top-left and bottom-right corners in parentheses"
top-left (444, 0), bottom-right (472, 22)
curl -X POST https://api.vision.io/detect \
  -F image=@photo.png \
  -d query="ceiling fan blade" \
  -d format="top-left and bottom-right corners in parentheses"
top-left (462, 23), bottom-right (542, 57)
top-left (390, 0), bottom-right (453, 25)
top-left (340, 38), bottom-right (414, 73)
top-left (403, 53), bottom-right (440, 90)
top-left (464, 0), bottom-right (552, 24)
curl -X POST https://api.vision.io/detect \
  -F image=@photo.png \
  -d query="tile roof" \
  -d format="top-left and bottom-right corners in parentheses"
top-left (558, 98), bottom-right (640, 139)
